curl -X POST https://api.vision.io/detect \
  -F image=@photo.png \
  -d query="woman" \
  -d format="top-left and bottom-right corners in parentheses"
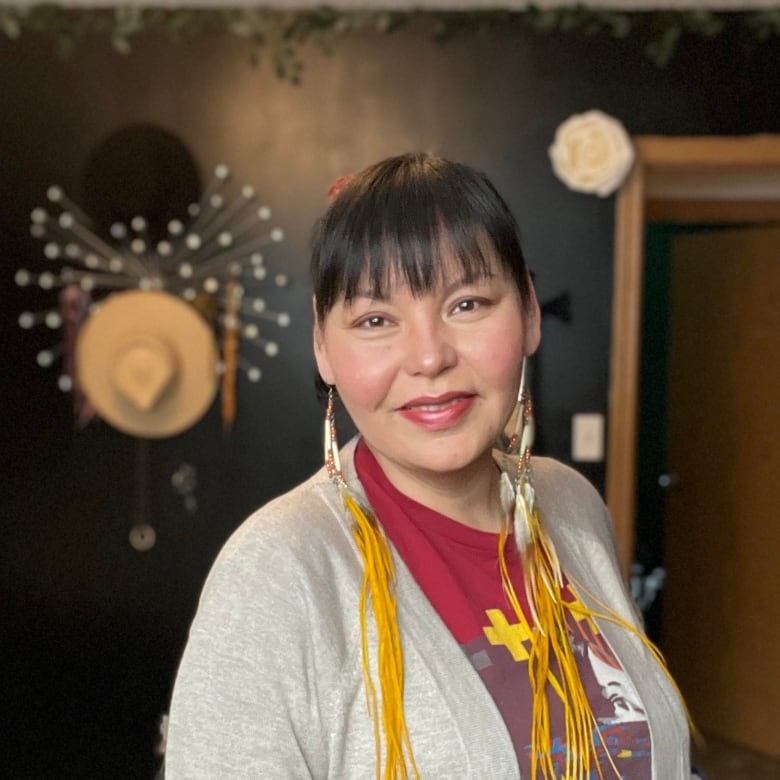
top-left (166, 153), bottom-right (696, 778)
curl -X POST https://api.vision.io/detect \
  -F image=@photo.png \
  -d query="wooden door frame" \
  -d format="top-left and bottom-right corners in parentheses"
top-left (606, 134), bottom-right (780, 577)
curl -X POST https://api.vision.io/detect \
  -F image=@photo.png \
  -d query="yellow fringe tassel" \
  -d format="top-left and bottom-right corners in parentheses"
top-left (500, 501), bottom-right (700, 780)
top-left (499, 516), bottom-right (600, 780)
top-left (343, 492), bottom-right (420, 780)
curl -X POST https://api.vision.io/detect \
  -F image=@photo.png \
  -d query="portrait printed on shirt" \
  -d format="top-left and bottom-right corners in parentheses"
top-left (466, 590), bottom-right (651, 779)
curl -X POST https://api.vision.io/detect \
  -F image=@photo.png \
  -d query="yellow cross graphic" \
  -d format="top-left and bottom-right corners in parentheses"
top-left (483, 609), bottom-right (534, 662)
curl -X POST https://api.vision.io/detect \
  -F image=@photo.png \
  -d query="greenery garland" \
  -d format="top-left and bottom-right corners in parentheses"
top-left (1, 4), bottom-right (778, 82)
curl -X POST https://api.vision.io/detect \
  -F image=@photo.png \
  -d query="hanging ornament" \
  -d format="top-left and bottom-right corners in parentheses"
top-left (15, 164), bottom-right (292, 436)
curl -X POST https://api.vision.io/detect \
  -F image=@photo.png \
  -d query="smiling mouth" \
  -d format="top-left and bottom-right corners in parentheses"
top-left (400, 393), bottom-right (474, 411)
top-left (395, 393), bottom-right (478, 432)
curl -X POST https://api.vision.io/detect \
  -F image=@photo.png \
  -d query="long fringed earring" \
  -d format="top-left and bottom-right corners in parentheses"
top-left (323, 387), bottom-right (419, 780)
top-left (498, 360), bottom-right (594, 778)
top-left (496, 362), bottom-right (698, 779)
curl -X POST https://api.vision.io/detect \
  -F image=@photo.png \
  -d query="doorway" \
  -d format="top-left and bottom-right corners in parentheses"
top-left (638, 224), bottom-right (780, 761)
top-left (606, 135), bottom-right (780, 768)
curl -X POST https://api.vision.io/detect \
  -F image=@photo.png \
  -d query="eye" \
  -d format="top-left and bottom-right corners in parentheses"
top-left (357, 314), bottom-right (391, 329)
top-left (451, 298), bottom-right (485, 315)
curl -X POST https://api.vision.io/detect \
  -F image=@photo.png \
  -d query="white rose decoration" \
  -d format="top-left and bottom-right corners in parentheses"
top-left (548, 110), bottom-right (634, 197)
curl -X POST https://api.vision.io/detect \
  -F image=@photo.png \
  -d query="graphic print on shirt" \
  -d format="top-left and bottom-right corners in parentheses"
top-left (468, 591), bottom-right (651, 779)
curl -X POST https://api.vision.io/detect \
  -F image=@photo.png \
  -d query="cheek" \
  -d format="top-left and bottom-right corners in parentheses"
top-left (329, 344), bottom-right (396, 411)
top-left (466, 329), bottom-right (528, 424)
top-left (471, 324), bottom-right (528, 387)
top-left (496, 341), bottom-right (526, 378)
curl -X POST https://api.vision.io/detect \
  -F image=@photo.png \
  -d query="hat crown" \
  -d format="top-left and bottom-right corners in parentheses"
top-left (111, 335), bottom-right (176, 412)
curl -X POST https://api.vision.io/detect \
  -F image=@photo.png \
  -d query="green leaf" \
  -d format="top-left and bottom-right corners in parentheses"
top-left (645, 23), bottom-right (682, 68)
top-left (0, 7), bottom-right (774, 80)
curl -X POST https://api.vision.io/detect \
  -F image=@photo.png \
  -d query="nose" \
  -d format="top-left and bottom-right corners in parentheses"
top-left (403, 319), bottom-right (457, 377)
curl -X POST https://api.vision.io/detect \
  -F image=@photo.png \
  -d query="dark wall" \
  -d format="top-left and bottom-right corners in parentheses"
top-left (1, 18), bottom-right (777, 778)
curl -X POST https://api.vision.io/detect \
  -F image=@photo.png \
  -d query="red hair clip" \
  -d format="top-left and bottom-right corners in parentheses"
top-left (327, 173), bottom-right (356, 204)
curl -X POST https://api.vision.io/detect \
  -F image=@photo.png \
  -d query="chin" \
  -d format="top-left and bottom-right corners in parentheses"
top-left (413, 443), bottom-right (493, 475)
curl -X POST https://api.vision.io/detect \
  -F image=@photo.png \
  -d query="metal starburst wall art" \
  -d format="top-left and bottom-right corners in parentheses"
top-left (15, 164), bottom-right (291, 439)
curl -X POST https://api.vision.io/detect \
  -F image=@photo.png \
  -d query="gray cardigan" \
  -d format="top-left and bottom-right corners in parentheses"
top-left (166, 440), bottom-right (692, 778)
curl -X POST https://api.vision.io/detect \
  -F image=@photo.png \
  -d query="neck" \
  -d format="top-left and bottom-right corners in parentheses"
top-left (369, 447), bottom-right (506, 533)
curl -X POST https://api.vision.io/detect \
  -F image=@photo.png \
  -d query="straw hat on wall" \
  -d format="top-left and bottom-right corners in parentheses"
top-left (76, 290), bottom-right (219, 438)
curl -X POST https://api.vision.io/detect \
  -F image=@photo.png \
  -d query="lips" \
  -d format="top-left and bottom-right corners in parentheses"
top-left (397, 392), bottom-right (476, 431)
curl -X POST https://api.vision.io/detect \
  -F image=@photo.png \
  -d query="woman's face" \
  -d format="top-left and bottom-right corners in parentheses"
top-left (314, 251), bottom-right (541, 487)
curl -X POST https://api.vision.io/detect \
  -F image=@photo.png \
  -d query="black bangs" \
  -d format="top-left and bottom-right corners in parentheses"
top-left (312, 153), bottom-right (531, 320)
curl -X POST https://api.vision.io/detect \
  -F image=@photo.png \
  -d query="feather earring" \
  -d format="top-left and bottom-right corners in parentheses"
top-left (504, 358), bottom-right (536, 552)
top-left (323, 387), bottom-right (419, 780)
top-left (495, 360), bottom-right (697, 778)
top-left (498, 361), bottom-right (595, 777)
top-left (323, 386), bottom-right (344, 486)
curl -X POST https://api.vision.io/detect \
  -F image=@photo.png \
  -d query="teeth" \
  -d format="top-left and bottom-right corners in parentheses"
top-left (415, 399), bottom-right (459, 411)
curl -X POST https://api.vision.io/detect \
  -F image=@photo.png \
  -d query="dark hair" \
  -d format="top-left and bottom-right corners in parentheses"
top-left (311, 152), bottom-right (532, 322)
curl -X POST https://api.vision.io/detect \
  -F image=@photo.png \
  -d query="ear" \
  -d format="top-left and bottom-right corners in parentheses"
top-left (312, 296), bottom-right (336, 386)
top-left (523, 275), bottom-right (542, 357)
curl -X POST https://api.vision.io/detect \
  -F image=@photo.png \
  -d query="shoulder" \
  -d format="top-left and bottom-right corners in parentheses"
top-left (168, 465), bottom-right (361, 778)
top-left (203, 465), bottom-right (357, 604)
top-left (533, 456), bottom-right (604, 505)
top-left (174, 454), bottom-right (365, 710)
top-left (195, 441), bottom-right (366, 625)
top-left (530, 457), bottom-right (634, 616)
top-left (532, 456), bottom-right (614, 540)
top-left (225, 466), bottom-right (343, 557)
